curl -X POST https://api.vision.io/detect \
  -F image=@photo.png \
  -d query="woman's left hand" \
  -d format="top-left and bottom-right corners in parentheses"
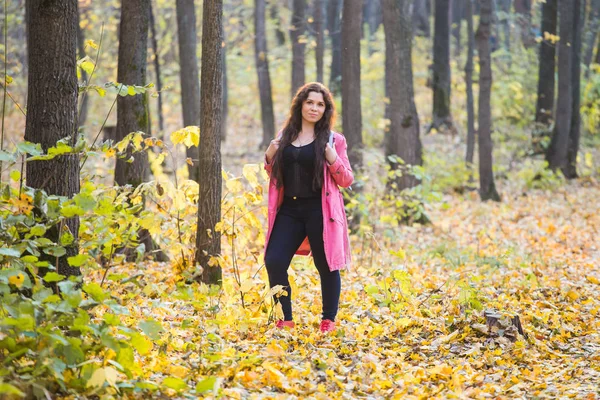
top-left (325, 142), bottom-right (338, 165)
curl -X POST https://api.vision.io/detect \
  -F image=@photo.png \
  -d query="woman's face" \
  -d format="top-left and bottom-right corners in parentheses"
top-left (301, 91), bottom-right (326, 125)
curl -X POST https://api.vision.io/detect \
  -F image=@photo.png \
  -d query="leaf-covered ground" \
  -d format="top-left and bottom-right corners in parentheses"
top-left (87, 175), bottom-right (600, 398)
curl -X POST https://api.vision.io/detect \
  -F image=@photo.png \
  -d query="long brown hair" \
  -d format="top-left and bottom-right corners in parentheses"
top-left (270, 82), bottom-right (337, 190)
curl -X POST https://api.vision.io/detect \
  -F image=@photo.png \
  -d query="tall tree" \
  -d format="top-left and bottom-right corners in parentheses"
top-left (314, 0), bottom-right (325, 82)
top-left (176, 0), bottom-right (201, 181)
top-left (25, 0), bottom-right (81, 277)
top-left (271, 2), bottom-right (286, 47)
top-left (476, 0), bottom-right (501, 201)
top-left (328, 0), bottom-right (342, 95)
top-left (195, 0), bottom-right (224, 285)
top-left (115, 0), bottom-right (150, 188)
top-left (364, 0), bottom-right (382, 53)
top-left (413, 0), bottom-right (430, 37)
top-left (583, 0), bottom-right (600, 76)
top-left (431, 0), bottom-right (454, 131)
top-left (465, 0), bottom-right (476, 171)
top-left (534, 0), bottom-right (558, 128)
top-left (514, 0), bottom-right (534, 47)
top-left (452, 0), bottom-right (464, 57)
top-left (290, 0), bottom-right (307, 97)
top-left (222, 40), bottom-right (229, 142)
top-left (566, 0), bottom-right (583, 179)
top-left (255, 0), bottom-right (276, 148)
top-left (382, 0), bottom-right (422, 190)
top-left (341, 0), bottom-right (363, 169)
top-left (546, 0), bottom-right (575, 173)
top-left (498, 0), bottom-right (512, 55)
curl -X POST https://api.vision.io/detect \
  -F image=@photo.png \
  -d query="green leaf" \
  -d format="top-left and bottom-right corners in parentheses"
top-left (195, 377), bottom-right (217, 394)
top-left (16, 141), bottom-right (43, 156)
top-left (83, 282), bottom-right (107, 302)
top-left (43, 246), bottom-right (66, 257)
top-left (60, 205), bottom-right (85, 218)
top-left (44, 272), bottom-right (66, 283)
top-left (138, 319), bottom-right (164, 340)
top-left (9, 170), bottom-right (20, 182)
top-left (162, 377), bottom-right (187, 391)
top-left (0, 248), bottom-right (21, 257)
top-left (29, 225), bottom-right (47, 237)
top-left (0, 383), bottom-right (25, 396)
top-left (0, 149), bottom-right (16, 162)
top-left (129, 332), bottom-right (152, 355)
top-left (68, 254), bottom-right (89, 267)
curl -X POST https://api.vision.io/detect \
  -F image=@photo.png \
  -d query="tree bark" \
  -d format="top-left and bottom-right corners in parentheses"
top-left (382, 0), bottom-right (422, 191)
top-left (176, 0), bottom-right (201, 181)
top-left (546, 0), bottom-right (574, 173)
top-left (476, 0), bottom-right (501, 202)
top-left (499, 0), bottom-right (511, 54)
top-left (195, 0), bottom-right (223, 285)
top-left (583, 0), bottom-right (600, 76)
top-left (413, 0), bottom-right (431, 37)
top-left (315, 0), bottom-right (325, 82)
top-left (290, 0), bottom-right (306, 97)
top-left (465, 0), bottom-right (476, 170)
top-left (328, 0), bottom-right (342, 95)
top-left (149, 1), bottom-right (163, 135)
top-left (222, 40), bottom-right (229, 142)
top-left (25, 0), bottom-right (81, 278)
top-left (115, 0), bottom-right (150, 188)
top-left (535, 0), bottom-right (557, 127)
top-left (566, 0), bottom-right (582, 179)
top-left (431, 0), bottom-right (454, 131)
top-left (341, 0), bottom-right (363, 169)
top-left (255, 0), bottom-right (276, 149)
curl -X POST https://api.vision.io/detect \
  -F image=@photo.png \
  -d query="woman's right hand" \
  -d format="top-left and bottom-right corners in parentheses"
top-left (265, 139), bottom-right (281, 163)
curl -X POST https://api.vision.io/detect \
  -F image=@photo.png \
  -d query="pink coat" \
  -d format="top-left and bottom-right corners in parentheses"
top-left (263, 132), bottom-right (354, 271)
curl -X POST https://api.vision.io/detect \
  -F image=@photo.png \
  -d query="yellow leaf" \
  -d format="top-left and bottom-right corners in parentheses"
top-left (169, 365), bottom-right (189, 379)
top-left (87, 368), bottom-right (105, 388)
top-left (242, 164), bottom-right (259, 187)
top-left (586, 275), bottom-right (599, 285)
top-left (226, 178), bottom-right (243, 193)
top-left (85, 39), bottom-right (99, 49)
top-left (8, 273), bottom-right (24, 288)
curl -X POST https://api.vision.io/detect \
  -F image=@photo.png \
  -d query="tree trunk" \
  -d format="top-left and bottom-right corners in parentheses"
top-left (77, 9), bottom-right (89, 129)
top-left (413, 0), bottom-right (430, 37)
top-left (115, 0), bottom-right (150, 188)
top-left (365, 0), bottom-right (382, 54)
top-left (328, 0), bottom-right (342, 95)
top-left (534, 0), bottom-right (557, 128)
top-left (452, 0), bottom-right (464, 58)
top-left (315, 0), bottom-right (325, 82)
top-left (499, 0), bottom-right (511, 54)
top-left (176, 0), bottom-right (201, 182)
top-left (476, 0), bottom-right (501, 202)
top-left (195, 0), bottom-right (223, 285)
top-left (431, 0), bottom-right (454, 131)
top-left (465, 0), bottom-right (476, 170)
top-left (25, 0), bottom-right (81, 278)
top-left (583, 0), bottom-right (600, 76)
top-left (341, 0), bottom-right (363, 169)
top-left (382, 0), bottom-right (422, 191)
top-left (271, 2), bottom-right (286, 47)
top-left (149, 1), bottom-right (164, 135)
top-left (290, 0), bottom-right (306, 97)
top-left (222, 40), bottom-right (229, 142)
top-left (514, 0), bottom-right (534, 47)
top-left (566, 0), bottom-right (582, 179)
top-left (255, 0), bottom-right (276, 149)
top-left (546, 0), bottom-right (574, 173)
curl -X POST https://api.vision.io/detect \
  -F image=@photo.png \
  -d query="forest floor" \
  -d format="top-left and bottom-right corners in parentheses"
top-left (82, 132), bottom-right (600, 399)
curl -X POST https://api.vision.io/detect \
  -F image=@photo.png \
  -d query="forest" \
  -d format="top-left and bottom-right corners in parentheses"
top-left (0, 0), bottom-right (599, 398)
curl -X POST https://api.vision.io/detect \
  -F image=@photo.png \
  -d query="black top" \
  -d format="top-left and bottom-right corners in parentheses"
top-left (282, 140), bottom-right (321, 198)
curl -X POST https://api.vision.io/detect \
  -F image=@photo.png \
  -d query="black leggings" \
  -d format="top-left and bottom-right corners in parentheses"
top-left (264, 196), bottom-right (341, 321)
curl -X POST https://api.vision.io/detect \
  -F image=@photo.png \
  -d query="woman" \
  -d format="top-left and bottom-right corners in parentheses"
top-left (263, 82), bottom-right (353, 333)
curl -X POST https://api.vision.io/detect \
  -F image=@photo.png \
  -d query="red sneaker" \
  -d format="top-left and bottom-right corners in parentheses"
top-left (275, 320), bottom-right (295, 329)
top-left (319, 319), bottom-right (336, 333)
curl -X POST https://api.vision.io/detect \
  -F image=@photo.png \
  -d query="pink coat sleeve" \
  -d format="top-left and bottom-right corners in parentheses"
top-left (327, 134), bottom-right (354, 188)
